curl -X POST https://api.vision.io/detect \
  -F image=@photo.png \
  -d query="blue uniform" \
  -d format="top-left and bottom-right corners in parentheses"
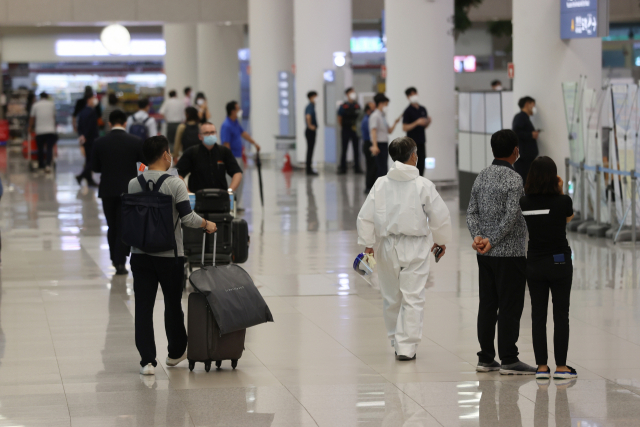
top-left (361, 115), bottom-right (371, 141)
top-left (220, 117), bottom-right (244, 158)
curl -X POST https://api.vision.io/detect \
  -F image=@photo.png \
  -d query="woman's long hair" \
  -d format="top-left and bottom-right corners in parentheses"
top-left (524, 156), bottom-right (561, 195)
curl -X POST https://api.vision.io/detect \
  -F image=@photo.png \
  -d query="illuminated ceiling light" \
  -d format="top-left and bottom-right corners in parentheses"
top-left (100, 24), bottom-right (131, 55)
top-left (333, 51), bottom-right (347, 67)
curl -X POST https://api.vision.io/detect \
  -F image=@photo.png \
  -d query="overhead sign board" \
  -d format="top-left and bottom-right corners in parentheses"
top-left (560, 0), bottom-right (609, 39)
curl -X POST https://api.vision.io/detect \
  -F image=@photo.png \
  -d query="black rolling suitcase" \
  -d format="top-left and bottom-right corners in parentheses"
top-left (187, 232), bottom-right (272, 372)
top-left (195, 189), bottom-right (230, 213)
top-left (232, 218), bottom-right (249, 263)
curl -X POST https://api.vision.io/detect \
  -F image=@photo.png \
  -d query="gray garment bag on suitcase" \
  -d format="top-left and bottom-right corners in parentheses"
top-left (189, 231), bottom-right (274, 335)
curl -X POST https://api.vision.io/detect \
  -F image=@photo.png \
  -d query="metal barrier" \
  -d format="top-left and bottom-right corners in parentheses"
top-left (567, 158), bottom-right (639, 243)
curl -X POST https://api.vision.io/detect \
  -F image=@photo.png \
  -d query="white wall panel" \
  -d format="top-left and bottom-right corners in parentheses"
top-left (458, 92), bottom-right (470, 132)
top-left (458, 132), bottom-right (471, 172)
top-left (470, 93), bottom-right (485, 133)
top-left (471, 133), bottom-right (486, 173)
top-left (485, 92), bottom-right (502, 134)
top-left (485, 134), bottom-right (494, 168)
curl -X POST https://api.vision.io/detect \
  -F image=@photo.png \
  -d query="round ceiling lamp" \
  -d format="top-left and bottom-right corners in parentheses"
top-left (100, 24), bottom-right (131, 55)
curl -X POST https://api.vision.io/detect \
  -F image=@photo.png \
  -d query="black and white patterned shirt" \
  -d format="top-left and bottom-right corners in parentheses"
top-left (467, 159), bottom-right (526, 257)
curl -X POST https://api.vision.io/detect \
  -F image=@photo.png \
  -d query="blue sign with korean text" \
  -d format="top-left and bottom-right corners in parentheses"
top-left (561, 0), bottom-right (607, 39)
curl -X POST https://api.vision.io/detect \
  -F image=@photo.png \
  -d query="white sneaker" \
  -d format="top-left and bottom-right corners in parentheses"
top-left (140, 363), bottom-right (155, 375)
top-left (166, 350), bottom-right (187, 367)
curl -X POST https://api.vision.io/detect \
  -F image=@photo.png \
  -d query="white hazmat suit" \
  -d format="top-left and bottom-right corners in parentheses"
top-left (357, 161), bottom-right (452, 357)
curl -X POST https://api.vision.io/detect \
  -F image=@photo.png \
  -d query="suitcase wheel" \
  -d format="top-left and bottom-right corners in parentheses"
top-left (231, 359), bottom-right (238, 370)
top-left (188, 360), bottom-right (195, 371)
top-left (204, 361), bottom-right (211, 372)
top-left (215, 360), bottom-right (222, 369)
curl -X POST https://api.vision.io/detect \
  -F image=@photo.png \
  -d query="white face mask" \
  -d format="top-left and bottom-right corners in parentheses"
top-left (237, 109), bottom-right (243, 119)
top-left (382, 105), bottom-right (388, 114)
top-left (531, 106), bottom-right (537, 116)
top-left (348, 92), bottom-right (357, 101)
top-left (197, 98), bottom-right (205, 106)
top-left (494, 85), bottom-right (503, 91)
top-left (409, 95), bottom-right (419, 104)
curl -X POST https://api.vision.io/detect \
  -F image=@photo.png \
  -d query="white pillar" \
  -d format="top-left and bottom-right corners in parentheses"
top-left (385, 0), bottom-right (456, 181)
top-left (294, 0), bottom-right (351, 163)
top-left (513, 0), bottom-right (602, 178)
top-left (249, 0), bottom-right (294, 156)
top-left (163, 24), bottom-right (198, 100)
top-left (196, 23), bottom-right (245, 128)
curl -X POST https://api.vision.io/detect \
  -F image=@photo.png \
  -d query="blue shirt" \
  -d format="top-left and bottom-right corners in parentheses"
top-left (305, 103), bottom-right (317, 128)
top-left (220, 117), bottom-right (244, 157)
top-left (361, 114), bottom-right (371, 141)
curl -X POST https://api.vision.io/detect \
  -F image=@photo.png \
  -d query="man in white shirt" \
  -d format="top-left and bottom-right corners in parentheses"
top-left (126, 98), bottom-right (157, 140)
top-left (29, 92), bottom-right (57, 173)
top-left (183, 87), bottom-right (192, 108)
top-left (159, 90), bottom-right (185, 150)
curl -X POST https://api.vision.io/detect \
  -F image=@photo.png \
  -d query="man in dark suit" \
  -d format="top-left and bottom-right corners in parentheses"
top-left (92, 110), bottom-right (146, 275)
top-left (77, 95), bottom-right (100, 187)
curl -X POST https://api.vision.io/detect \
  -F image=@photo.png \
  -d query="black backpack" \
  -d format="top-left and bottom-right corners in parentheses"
top-left (121, 174), bottom-right (179, 256)
top-left (129, 116), bottom-right (151, 140)
top-left (181, 123), bottom-right (201, 152)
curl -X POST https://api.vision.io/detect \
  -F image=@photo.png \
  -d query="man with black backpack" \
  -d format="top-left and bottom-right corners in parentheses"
top-left (126, 98), bottom-right (157, 140)
top-left (124, 135), bottom-right (217, 375)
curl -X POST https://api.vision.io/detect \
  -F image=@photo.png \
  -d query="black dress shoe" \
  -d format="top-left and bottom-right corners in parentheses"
top-left (354, 169), bottom-right (364, 175)
top-left (75, 175), bottom-right (83, 186)
top-left (115, 264), bottom-right (128, 275)
top-left (306, 170), bottom-right (319, 176)
top-left (395, 352), bottom-right (416, 361)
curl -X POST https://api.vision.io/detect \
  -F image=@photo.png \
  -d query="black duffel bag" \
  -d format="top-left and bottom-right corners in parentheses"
top-left (195, 189), bottom-right (230, 213)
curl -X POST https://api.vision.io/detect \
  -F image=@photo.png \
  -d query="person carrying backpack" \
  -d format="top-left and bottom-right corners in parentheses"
top-left (124, 135), bottom-right (217, 375)
top-left (126, 98), bottom-right (157, 140)
top-left (173, 107), bottom-right (201, 159)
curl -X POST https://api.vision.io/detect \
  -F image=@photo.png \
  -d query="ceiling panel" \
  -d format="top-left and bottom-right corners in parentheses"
top-left (6, 0), bottom-right (72, 24)
top-left (71, 0), bottom-right (135, 23)
top-left (199, 0), bottom-right (248, 23)
top-left (135, 0), bottom-right (199, 22)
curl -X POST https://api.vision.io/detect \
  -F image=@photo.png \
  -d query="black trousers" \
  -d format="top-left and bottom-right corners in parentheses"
top-left (339, 128), bottom-right (361, 172)
top-left (305, 128), bottom-right (316, 172)
top-left (416, 141), bottom-right (426, 177)
top-left (527, 253), bottom-right (573, 366)
top-left (101, 196), bottom-right (130, 266)
top-left (362, 140), bottom-right (377, 191)
top-left (79, 140), bottom-right (95, 182)
top-left (36, 133), bottom-right (57, 169)
top-left (131, 254), bottom-right (187, 367)
top-left (514, 156), bottom-right (534, 185)
top-left (375, 142), bottom-right (389, 177)
top-left (477, 255), bottom-right (527, 365)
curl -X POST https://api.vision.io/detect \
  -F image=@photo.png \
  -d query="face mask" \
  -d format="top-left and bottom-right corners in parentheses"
top-left (409, 95), bottom-right (419, 104)
top-left (203, 135), bottom-right (217, 146)
top-left (237, 109), bottom-right (243, 119)
top-left (349, 92), bottom-right (357, 101)
top-left (382, 106), bottom-right (388, 114)
top-left (165, 153), bottom-right (173, 170)
top-left (197, 98), bottom-right (205, 106)
top-left (531, 106), bottom-right (538, 116)
top-left (494, 85), bottom-right (503, 91)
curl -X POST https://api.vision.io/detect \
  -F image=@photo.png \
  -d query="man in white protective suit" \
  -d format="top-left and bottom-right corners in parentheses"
top-left (357, 136), bottom-right (452, 360)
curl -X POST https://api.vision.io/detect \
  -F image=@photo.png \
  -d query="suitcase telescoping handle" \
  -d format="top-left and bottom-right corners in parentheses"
top-left (201, 230), bottom-right (217, 267)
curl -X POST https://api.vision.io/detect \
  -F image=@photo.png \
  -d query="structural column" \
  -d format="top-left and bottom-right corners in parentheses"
top-left (163, 24), bottom-right (198, 100)
top-left (385, 0), bottom-right (456, 181)
top-left (248, 0), bottom-right (294, 156)
top-left (513, 0), bottom-right (602, 178)
top-left (293, 0), bottom-right (351, 163)
top-left (196, 23), bottom-right (245, 128)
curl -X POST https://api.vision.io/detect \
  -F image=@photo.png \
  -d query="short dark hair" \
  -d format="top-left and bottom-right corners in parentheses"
top-left (226, 101), bottom-right (238, 116)
top-left (185, 106), bottom-right (199, 122)
top-left (525, 156), bottom-right (561, 195)
top-left (40, 91), bottom-right (49, 99)
top-left (518, 96), bottom-right (535, 109)
top-left (374, 93), bottom-right (389, 106)
top-left (364, 103), bottom-right (373, 114)
top-left (491, 80), bottom-right (502, 87)
top-left (109, 109), bottom-right (127, 126)
top-left (345, 87), bottom-right (354, 95)
top-left (184, 87), bottom-right (191, 95)
top-left (138, 98), bottom-right (150, 109)
top-left (195, 92), bottom-right (206, 101)
top-left (108, 93), bottom-right (118, 105)
top-left (168, 90), bottom-right (177, 97)
top-left (143, 135), bottom-right (170, 165)
top-left (405, 87), bottom-right (417, 97)
top-left (307, 91), bottom-right (317, 99)
top-left (491, 129), bottom-right (519, 158)
top-left (389, 137), bottom-right (417, 163)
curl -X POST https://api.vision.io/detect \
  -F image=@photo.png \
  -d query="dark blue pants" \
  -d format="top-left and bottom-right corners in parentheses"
top-left (375, 142), bottom-right (389, 178)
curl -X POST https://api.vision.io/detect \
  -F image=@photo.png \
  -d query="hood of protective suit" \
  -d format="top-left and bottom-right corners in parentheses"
top-left (387, 161), bottom-right (419, 182)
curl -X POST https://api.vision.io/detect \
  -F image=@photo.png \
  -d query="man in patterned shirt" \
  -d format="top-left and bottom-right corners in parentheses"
top-left (466, 129), bottom-right (536, 375)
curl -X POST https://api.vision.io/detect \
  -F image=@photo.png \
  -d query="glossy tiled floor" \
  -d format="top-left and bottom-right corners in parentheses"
top-left (1, 144), bottom-right (640, 426)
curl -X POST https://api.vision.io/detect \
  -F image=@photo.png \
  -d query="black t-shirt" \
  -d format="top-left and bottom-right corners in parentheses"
top-left (519, 194), bottom-right (573, 257)
top-left (176, 143), bottom-right (242, 193)
top-left (337, 101), bottom-right (361, 130)
top-left (403, 104), bottom-right (428, 145)
top-left (512, 111), bottom-right (538, 159)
